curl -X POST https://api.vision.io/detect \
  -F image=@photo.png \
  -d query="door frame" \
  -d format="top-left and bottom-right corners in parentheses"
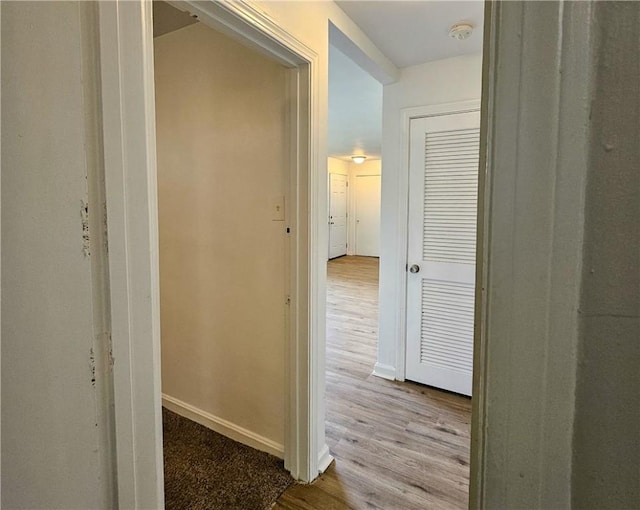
top-left (394, 99), bottom-right (481, 382)
top-left (98, 1), bottom-right (327, 507)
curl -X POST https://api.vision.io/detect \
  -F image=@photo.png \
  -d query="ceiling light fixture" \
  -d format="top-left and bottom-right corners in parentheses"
top-left (448, 23), bottom-right (474, 41)
top-left (351, 155), bottom-right (367, 164)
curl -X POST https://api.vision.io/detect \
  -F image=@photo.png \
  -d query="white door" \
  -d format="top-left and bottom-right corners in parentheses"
top-left (355, 175), bottom-right (381, 257)
top-left (328, 173), bottom-right (348, 259)
top-left (405, 111), bottom-right (480, 396)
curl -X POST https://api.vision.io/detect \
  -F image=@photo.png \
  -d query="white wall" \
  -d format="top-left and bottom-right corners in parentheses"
top-left (376, 54), bottom-right (483, 378)
top-left (155, 23), bottom-right (288, 453)
top-left (1, 2), bottom-right (114, 507)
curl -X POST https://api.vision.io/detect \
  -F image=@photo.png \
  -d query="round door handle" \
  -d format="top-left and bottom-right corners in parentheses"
top-left (409, 264), bottom-right (420, 273)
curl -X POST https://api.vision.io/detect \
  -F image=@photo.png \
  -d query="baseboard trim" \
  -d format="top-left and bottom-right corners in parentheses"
top-left (162, 394), bottom-right (284, 459)
top-left (318, 444), bottom-right (334, 474)
top-left (372, 362), bottom-right (396, 381)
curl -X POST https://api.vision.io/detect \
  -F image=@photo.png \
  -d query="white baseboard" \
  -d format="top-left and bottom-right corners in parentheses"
top-left (162, 393), bottom-right (284, 459)
top-left (372, 362), bottom-right (396, 381)
top-left (317, 444), bottom-right (334, 474)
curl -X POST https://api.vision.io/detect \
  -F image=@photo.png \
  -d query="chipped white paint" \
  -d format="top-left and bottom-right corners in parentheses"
top-left (81, 200), bottom-right (90, 257)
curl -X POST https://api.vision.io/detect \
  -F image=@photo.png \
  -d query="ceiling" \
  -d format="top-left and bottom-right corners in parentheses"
top-left (328, 1), bottom-right (483, 160)
top-left (335, 1), bottom-right (484, 68)
top-left (329, 44), bottom-right (383, 161)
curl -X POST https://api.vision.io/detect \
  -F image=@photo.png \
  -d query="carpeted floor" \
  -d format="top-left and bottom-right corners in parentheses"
top-left (163, 408), bottom-right (294, 510)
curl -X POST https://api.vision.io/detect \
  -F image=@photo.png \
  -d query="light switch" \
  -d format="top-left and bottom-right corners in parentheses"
top-left (271, 195), bottom-right (285, 221)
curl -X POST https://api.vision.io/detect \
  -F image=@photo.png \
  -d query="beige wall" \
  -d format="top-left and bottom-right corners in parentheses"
top-left (155, 24), bottom-right (288, 450)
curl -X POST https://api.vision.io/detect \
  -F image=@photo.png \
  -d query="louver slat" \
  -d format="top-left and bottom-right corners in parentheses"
top-left (420, 280), bottom-right (475, 373)
top-left (422, 128), bottom-right (480, 264)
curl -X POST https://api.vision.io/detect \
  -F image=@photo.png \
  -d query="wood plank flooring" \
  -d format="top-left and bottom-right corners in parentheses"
top-left (275, 256), bottom-right (471, 510)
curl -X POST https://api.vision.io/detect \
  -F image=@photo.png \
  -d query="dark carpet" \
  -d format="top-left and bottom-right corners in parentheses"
top-left (163, 408), bottom-right (294, 510)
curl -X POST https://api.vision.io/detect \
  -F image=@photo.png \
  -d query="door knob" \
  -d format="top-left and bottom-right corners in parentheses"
top-left (409, 264), bottom-right (420, 273)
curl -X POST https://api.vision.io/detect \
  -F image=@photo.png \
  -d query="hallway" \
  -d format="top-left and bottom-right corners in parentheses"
top-left (276, 256), bottom-right (471, 509)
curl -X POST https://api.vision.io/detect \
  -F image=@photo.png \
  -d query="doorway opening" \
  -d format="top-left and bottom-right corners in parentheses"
top-left (103, 1), bottom-right (486, 507)
top-left (278, 18), bottom-right (482, 509)
top-left (152, 2), bottom-right (293, 506)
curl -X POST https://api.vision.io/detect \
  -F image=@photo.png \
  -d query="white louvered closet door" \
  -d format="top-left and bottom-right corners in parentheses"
top-left (405, 111), bottom-right (480, 396)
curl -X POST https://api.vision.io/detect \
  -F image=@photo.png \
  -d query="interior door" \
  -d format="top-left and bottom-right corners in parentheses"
top-left (329, 173), bottom-right (348, 259)
top-left (405, 110), bottom-right (480, 396)
top-left (355, 174), bottom-right (381, 257)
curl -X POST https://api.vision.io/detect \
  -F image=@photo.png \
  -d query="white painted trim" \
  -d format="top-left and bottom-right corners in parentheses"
top-left (372, 362), bottom-right (395, 381)
top-left (470, 5), bottom-right (496, 505)
top-left (162, 394), bottom-right (284, 459)
top-left (317, 444), bottom-right (334, 474)
top-left (0, 5), bottom-right (3, 503)
top-left (168, 1), bottom-right (313, 68)
top-left (471, 2), bottom-right (595, 506)
top-left (98, 2), bottom-right (164, 508)
top-left (394, 99), bottom-right (481, 382)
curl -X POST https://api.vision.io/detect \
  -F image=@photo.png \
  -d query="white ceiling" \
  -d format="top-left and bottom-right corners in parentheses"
top-left (335, 1), bottom-right (484, 68)
top-left (328, 1), bottom-right (483, 160)
top-left (329, 44), bottom-right (383, 161)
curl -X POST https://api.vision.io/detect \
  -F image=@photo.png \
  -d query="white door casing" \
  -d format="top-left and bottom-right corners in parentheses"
top-left (405, 111), bottom-right (480, 396)
top-left (328, 173), bottom-right (348, 259)
top-left (355, 175), bottom-right (381, 257)
top-left (98, 1), bottom-right (329, 505)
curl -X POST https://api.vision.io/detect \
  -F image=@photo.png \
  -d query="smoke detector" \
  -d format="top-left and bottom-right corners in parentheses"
top-left (448, 23), bottom-right (474, 41)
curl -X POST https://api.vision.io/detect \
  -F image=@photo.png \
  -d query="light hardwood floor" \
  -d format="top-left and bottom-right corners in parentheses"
top-left (275, 256), bottom-right (471, 510)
